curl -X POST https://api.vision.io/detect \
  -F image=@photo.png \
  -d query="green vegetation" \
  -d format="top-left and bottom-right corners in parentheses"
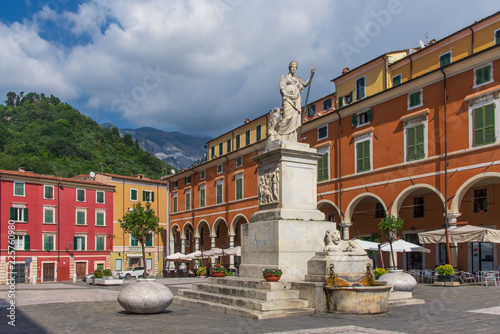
top-left (435, 264), bottom-right (454, 276)
top-left (0, 92), bottom-right (172, 178)
top-left (374, 268), bottom-right (387, 279)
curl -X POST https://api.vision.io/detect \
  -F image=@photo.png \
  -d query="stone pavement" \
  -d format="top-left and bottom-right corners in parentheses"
top-left (1, 278), bottom-right (500, 333)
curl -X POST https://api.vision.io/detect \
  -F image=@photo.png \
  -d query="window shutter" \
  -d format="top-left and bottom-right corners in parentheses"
top-left (23, 208), bottom-right (28, 222)
top-left (367, 109), bottom-right (373, 122)
top-left (83, 237), bottom-right (86, 250)
top-left (142, 191), bottom-right (146, 201)
top-left (416, 124), bottom-right (425, 159)
top-left (484, 104), bottom-right (496, 144)
top-left (473, 107), bottom-right (484, 146)
top-left (10, 207), bottom-right (16, 220)
top-left (351, 115), bottom-right (358, 127)
top-left (74, 236), bottom-right (77, 250)
top-left (151, 192), bottom-right (155, 202)
top-left (338, 96), bottom-right (344, 108)
top-left (356, 142), bottom-right (363, 172)
top-left (24, 235), bottom-right (30, 250)
top-left (484, 66), bottom-right (491, 83)
top-left (363, 141), bottom-right (371, 170)
top-left (406, 127), bottom-right (415, 161)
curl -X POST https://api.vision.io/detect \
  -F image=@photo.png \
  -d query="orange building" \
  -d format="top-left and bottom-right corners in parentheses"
top-left (165, 11), bottom-right (500, 273)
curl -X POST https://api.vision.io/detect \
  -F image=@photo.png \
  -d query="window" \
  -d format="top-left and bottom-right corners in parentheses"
top-left (131, 189), bottom-right (138, 201)
top-left (200, 185), bottom-right (206, 208)
top-left (44, 207), bottom-right (55, 224)
top-left (256, 125), bottom-right (262, 141)
top-left (185, 176), bottom-right (191, 185)
top-left (308, 105), bottom-right (316, 117)
top-left (10, 207), bottom-right (28, 222)
top-left (74, 236), bottom-right (86, 251)
top-left (474, 64), bottom-right (492, 87)
top-left (413, 197), bottom-right (425, 218)
top-left (473, 189), bottom-right (488, 213)
top-left (351, 109), bottom-right (373, 127)
top-left (172, 194), bottom-right (178, 213)
top-left (145, 233), bottom-right (153, 247)
top-left (14, 182), bottom-right (25, 196)
top-left (216, 181), bottom-right (223, 204)
top-left (96, 191), bottom-right (104, 204)
top-left (317, 147), bottom-right (329, 182)
top-left (408, 90), bottom-right (422, 109)
top-left (236, 156), bottom-right (243, 168)
top-left (323, 98), bottom-right (332, 111)
top-left (355, 139), bottom-right (371, 173)
top-left (131, 235), bottom-right (139, 247)
top-left (318, 126), bottom-right (328, 140)
top-left (338, 96), bottom-right (344, 108)
top-left (115, 259), bottom-right (123, 271)
top-left (356, 76), bottom-right (366, 100)
top-left (96, 235), bottom-right (105, 250)
top-left (392, 74), bottom-right (402, 87)
top-left (76, 189), bottom-right (85, 202)
top-left (227, 139), bottom-right (232, 153)
top-left (235, 174), bottom-right (243, 200)
top-left (14, 234), bottom-right (30, 251)
top-left (236, 134), bottom-right (241, 149)
top-left (217, 164), bottom-right (223, 174)
top-left (211, 146), bottom-right (215, 158)
top-left (472, 103), bottom-right (496, 147)
top-left (374, 203), bottom-right (386, 219)
top-left (219, 142), bottom-right (223, 156)
top-left (245, 130), bottom-right (251, 145)
top-left (143, 190), bottom-right (154, 202)
top-left (345, 92), bottom-right (353, 104)
top-left (439, 52), bottom-right (451, 67)
top-left (43, 234), bottom-right (55, 251)
top-left (200, 170), bottom-right (206, 180)
top-left (172, 181), bottom-right (178, 189)
top-left (406, 124), bottom-right (426, 161)
top-left (76, 210), bottom-right (86, 225)
top-left (44, 185), bottom-right (54, 199)
top-left (96, 211), bottom-right (105, 226)
top-left (496, 29), bottom-right (500, 45)
top-left (185, 190), bottom-right (191, 210)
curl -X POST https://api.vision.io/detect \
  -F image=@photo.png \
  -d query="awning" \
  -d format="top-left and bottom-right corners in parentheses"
top-left (418, 225), bottom-right (500, 244)
top-left (352, 239), bottom-right (380, 251)
top-left (224, 246), bottom-right (241, 256)
top-left (165, 252), bottom-right (190, 260)
top-left (379, 239), bottom-right (430, 253)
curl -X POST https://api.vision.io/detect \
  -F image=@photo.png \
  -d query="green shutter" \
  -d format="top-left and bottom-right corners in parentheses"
top-left (484, 104), bottom-right (496, 144)
top-left (146, 233), bottom-right (153, 247)
top-left (23, 208), bottom-right (28, 222)
top-left (142, 191), bottom-right (146, 201)
top-left (318, 153), bottom-right (328, 182)
top-left (173, 197), bottom-right (177, 213)
top-left (338, 96), bottom-right (344, 108)
top-left (151, 192), bottom-right (154, 202)
top-left (415, 124), bottom-right (425, 159)
top-left (367, 109), bottom-right (373, 122)
top-left (406, 127), bottom-right (415, 161)
top-left (473, 107), bottom-right (484, 146)
top-left (200, 189), bottom-right (205, 207)
top-left (352, 115), bottom-right (358, 127)
top-left (74, 236), bottom-right (77, 250)
top-left (236, 178), bottom-right (243, 200)
top-left (24, 235), bottom-right (30, 250)
top-left (10, 207), bottom-right (15, 220)
top-left (363, 140), bottom-right (370, 170)
top-left (356, 142), bottom-right (364, 172)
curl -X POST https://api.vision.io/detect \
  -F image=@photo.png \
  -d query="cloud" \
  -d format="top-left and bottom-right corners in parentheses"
top-left (0, 0), bottom-right (499, 137)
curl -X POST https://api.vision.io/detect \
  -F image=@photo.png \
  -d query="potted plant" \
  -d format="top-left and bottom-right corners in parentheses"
top-left (211, 264), bottom-right (227, 278)
top-left (263, 268), bottom-right (282, 282)
top-left (374, 268), bottom-right (387, 279)
top-left (103, 269), bottom-right (113, 279)
top-left (197, 265), bottom-right (207, 277)
top-left (435, 264), bottom-right (455, 282)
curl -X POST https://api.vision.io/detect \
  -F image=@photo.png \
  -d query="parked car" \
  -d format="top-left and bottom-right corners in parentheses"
top-left (82, 273), bottom-right (94, 282)
top-left (116, 266), bottom-right (146, 279)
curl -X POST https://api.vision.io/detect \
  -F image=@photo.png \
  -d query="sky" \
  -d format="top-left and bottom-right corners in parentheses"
top-left (0, 1), bottom-right (499, 138)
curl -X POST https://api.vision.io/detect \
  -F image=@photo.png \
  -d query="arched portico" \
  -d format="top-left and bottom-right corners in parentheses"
top-left (317, 199), bottom-right (341, 223)
top-left (344, 192), bottom-right (388, 240)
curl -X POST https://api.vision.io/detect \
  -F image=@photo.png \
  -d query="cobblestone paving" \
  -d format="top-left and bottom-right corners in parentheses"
top-left (1, 279), bottom-right (500, 334)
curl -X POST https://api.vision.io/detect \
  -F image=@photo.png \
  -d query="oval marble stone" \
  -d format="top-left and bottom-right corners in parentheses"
top-left (378, 269), bottom-right (417, 292)
top-left (117, 281), bottom-right (174, 314)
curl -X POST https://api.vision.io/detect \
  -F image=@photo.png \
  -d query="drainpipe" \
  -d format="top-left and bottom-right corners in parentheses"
top-left (166, 180), bottom-right (171, 269)
top-left (57, 181), bottom-right (61, 262)
top-left (122, 179), bottom-right (125, 265)
top-left (224, 156), bottom-right (230, 237)
top-left (335, 110), bottom-right (343, 231)
top-left (441, 68), bottom-right (452, 265)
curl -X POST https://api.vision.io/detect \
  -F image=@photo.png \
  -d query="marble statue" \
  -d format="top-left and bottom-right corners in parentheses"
top-left (323, 229), bottom-right (365, 254)
top-left (269, 61), bottom-right (315, 142)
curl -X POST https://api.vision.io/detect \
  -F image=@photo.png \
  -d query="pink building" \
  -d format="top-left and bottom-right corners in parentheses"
top-left (0, 169), bottom-right (115, 284)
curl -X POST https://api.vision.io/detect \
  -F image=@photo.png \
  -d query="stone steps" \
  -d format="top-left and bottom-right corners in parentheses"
top-left (174, 277), bottom-right (313, 319)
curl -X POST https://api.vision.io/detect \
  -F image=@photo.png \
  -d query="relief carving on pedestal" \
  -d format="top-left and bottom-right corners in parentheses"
top-left (259, 168), bottom-right (279, 205)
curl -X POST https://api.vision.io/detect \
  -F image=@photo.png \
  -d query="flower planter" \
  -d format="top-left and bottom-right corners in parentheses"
top-left (437, 275), bottom-right (455, 283)
top-left (212, 272), bottom-right (225, 278)
top-left (264, 274), bottom-right (281, 282)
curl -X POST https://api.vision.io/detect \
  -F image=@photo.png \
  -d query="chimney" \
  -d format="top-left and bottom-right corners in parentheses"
top-left (18, 167), bottom-right (25, 173)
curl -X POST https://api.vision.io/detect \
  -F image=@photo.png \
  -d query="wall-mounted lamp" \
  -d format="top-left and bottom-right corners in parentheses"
top-left (118, 253), bottom-right (121, 256)
top-left (148, 253), bottom-right (152, 256)
top-left (65, 242), bottom-right (73, 252)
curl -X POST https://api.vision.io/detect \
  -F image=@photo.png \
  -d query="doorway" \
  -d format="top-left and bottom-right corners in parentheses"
top-left (43, 263), bottom-right (55, 282)
top-left (472, 242), bottom-right (494, 272)
top-left (13, 264), bottom-right (26, 283)
top-left (76, 262), bottom-right (87, 279)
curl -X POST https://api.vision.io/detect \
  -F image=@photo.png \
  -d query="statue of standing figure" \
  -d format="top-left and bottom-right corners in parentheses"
top-left (270, 60), bottom-right (315, 142)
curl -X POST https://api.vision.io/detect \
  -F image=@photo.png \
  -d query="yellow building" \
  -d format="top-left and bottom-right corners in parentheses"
top-left (92, 173), bottom-right (168, 276)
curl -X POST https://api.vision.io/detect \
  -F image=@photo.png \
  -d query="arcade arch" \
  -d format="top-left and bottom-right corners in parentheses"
top-left (317, 200), bottom-right (341, 223)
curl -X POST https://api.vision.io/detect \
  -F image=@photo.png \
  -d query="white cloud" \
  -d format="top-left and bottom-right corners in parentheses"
top-left (0, 0), bottom-right (499, 136)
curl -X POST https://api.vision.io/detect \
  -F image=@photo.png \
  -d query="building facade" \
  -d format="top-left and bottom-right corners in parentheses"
top-left (0, 169), bottom-right (114, 284)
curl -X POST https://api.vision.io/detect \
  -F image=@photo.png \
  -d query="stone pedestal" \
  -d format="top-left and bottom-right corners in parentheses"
top-left (306, 252), bottom-right (373, 283)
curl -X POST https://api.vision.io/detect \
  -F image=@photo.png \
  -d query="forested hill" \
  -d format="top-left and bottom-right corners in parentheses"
top-left (0, 92), bottom-right (172, 179)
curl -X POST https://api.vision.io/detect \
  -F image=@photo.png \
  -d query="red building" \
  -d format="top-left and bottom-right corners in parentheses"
top-left (0, 169), bottom-right (115, 284)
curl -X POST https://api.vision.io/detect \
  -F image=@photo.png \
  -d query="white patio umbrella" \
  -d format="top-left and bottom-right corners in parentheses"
top-left (418, 225), bottom-right (500, 244)
top-left (352, 239), bottom-right (380, 251)
top-left (203, 248), bottom-right (223, 256)
top-left (224, 246), bottom-right (241, 256)
top-left (184, 250), bottom-right (203, 259)
top-left (379, 239), bottom-right (430, 253)
top-left (165, 252), bottom-right (189, 260)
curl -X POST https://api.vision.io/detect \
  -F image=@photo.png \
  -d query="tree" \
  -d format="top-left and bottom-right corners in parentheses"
top-left (118, 202), bottom-right (162, 276)
top-left (378, 215), bottom-right (404, 269)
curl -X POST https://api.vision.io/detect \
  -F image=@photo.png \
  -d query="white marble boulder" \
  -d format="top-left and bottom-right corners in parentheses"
top-left (117, 281), bottom-right (174, 314)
